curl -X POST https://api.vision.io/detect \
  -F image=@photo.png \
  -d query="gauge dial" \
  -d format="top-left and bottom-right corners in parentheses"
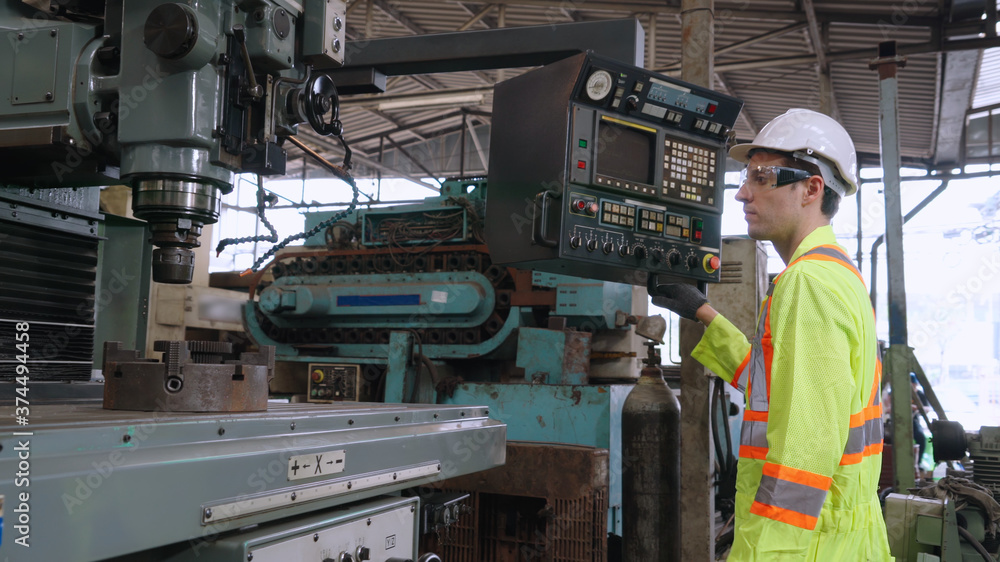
top-left (585, 70), bottom-right (613, 101)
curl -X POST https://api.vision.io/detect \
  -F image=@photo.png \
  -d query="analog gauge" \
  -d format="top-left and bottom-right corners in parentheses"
top-left (585, 70), bottom-right (613, 101)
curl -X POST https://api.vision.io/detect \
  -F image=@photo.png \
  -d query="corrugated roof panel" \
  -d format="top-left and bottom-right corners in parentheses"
top-left (973, 48), bottom-right (1000, 110)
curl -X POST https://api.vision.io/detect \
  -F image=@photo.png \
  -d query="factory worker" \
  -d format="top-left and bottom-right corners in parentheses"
top-left (652, 109), bottom-right (893, 561)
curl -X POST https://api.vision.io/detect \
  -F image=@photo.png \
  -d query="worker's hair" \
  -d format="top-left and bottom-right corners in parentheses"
top-left (752, 149), bottom-right (841, 218)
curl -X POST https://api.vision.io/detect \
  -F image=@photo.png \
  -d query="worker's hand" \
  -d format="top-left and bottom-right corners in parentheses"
top-left (650, 284), bottom-right (708, 321)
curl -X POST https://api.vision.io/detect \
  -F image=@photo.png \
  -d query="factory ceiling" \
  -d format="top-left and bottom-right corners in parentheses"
top-left (293, 0), bottom-right (1000, 186)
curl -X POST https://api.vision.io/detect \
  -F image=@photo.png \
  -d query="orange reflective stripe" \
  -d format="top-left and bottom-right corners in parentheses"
top-left (762, 299), bottom-right (774, 402)
top-left (743, 409), bottom-right (769, 422)
top-left (731, 350), bottom-right (751, 391)
top-left (840, 442), bottom-right (884, 466)
top-left (749, 502), bottom-right (819, 530)
top-left (848, 404), bottom-right (883, 427)
top-left (761, 463), bottom-right (833, 491)
top-left (739, 445), bottom-right (769, 460)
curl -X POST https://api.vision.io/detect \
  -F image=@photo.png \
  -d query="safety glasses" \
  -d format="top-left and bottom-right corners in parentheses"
top-left (739, 165), bottom-right (814, 191)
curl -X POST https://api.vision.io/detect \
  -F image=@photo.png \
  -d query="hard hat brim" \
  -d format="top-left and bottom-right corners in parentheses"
top-left (729, 143), bottom-right (760, 164)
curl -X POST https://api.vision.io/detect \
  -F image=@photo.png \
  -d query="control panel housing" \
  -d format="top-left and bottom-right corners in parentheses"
top-left (486, 53), bottom-right (742, 286)
top-left (308, 363), bottom-right (362, 402)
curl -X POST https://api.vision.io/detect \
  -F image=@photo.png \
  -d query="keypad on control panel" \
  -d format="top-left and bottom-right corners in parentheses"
top-left (662, 140), bottom-right (716, 205)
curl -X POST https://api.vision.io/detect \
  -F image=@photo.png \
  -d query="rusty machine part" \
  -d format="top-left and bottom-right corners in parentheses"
top-left (102, 341), bottom-right (275, 412)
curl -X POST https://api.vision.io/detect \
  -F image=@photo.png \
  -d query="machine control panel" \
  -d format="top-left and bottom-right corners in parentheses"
top-left (193, 496), bottom-right (419, 562)
top-left (308, 363), bottom-right (361, 402)
top-left (487, 52), bottom-right (742, 286)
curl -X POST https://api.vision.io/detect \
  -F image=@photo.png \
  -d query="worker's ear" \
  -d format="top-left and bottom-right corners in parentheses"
top-left (801, 175), bottom-right (825, 207)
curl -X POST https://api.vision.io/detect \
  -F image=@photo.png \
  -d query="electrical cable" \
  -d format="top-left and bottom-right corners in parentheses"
top-left (958, 525), bottom-right (997, 562)
top-left (242, 136), bottom-right (359, 275)
top-left (215, 174), bottom-right (279, 256)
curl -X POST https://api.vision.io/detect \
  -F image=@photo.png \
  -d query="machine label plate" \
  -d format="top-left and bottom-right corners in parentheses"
top-left (288, 449), bottom-right (347, 481)
top-left (204, 462), bottom-right (441, 524)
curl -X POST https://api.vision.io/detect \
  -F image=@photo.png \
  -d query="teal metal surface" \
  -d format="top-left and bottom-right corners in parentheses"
top-left (0, 403), bottom-right (504, 560)
top-left (258, 272), bottom-right (495, 328)
top-left (515, 327), bottom-right (591, 385)
top-left (533, 271), bottom-right (633, 330)
top-left (442, 382), bottom-right (632, 534)
top-left (93, 215), bottom-right (153, 368)
top-left (385, 331), bottom-right (415, 403)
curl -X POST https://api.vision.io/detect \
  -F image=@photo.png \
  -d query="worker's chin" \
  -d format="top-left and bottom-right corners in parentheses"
top-left (745, 223), bottom-right (768, 241)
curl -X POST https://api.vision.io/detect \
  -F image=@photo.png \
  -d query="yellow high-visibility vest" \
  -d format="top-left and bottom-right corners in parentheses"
top-left (693, 225), bottom-right (893, 561)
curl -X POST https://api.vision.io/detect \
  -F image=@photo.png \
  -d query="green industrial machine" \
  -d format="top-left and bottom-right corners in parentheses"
top-left (245, 178), bottom-right (672, 557)
top-left (0, 2), bottom-right (505, 560)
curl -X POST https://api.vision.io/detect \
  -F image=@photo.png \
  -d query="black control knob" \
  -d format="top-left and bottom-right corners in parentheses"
top-left (602, 241), bottom-right (615, 255)
top-left (569, 235), bottom-right (582, 249)
top-left (355, 546), bottom-right (371, 560)
top-left (686, 254), bottom-right (699, 270)
top-left (625, 95), bottom-right (639, 111)
top-left (668, 250), bottom-right (681, 267)
top-left (619, 244), bottom-right (632, 257)
top-left (144, 3), bottom-right (198, 59)
top-left (634, 246), bottom-right (648, 260)
top-left (652, 249), bottom-right (665, 263)
top-left (340, 554), bottom-right (354, 562)
top-left (586, 239), bottom-right (598, 252)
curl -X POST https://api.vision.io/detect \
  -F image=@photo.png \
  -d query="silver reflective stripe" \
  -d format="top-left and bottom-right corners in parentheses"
top-left (801, 246), bottom-right (857, 270)
top-left (843, 418), bottom-right (885, 456)
top-left (732, 363), bottom-right (748, 393)
top-left (746, 296), bottom-right (770, 411)
top-left (844, 425), bottom-right (865, 455)
top-left (740, 419), bottom-right (769, 448)
top-left (754, 474), bottom-right (828, 519)
top-left (867, 417), bottom-right (884, 444)
top-left (747, 345), bottom-right (768, 411)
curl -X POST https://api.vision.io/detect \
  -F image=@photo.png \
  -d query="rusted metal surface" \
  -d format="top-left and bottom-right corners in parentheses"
top-left (421, 442), bottom-right (609, 562)
top-left (102, 341), bottom-right (274, 412)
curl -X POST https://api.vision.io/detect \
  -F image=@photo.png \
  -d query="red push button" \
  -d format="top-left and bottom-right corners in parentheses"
top-left (574, 200), bottom-right (587, 212)
top-left (703, 254), bottom-right (721, 273)
top-left (578, 160), bottom-right (587, 169)
top-left (586, 202), bottom-right (599, 215)
top-left (707, 103), bottom-right (717, 114)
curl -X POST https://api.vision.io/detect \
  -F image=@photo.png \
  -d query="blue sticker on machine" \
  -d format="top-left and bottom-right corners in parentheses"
top-left (337, 295), bottom-right (421, 307)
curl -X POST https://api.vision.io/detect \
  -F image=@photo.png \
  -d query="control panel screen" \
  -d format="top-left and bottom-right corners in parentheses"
top-left (596, 119), bottom-right (655, 186)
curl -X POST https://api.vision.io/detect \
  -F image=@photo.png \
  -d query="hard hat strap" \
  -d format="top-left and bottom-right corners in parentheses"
top-left (791, 151), bottom-right (848, 197)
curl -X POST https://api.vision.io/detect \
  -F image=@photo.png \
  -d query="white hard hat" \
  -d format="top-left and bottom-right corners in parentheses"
top-left (730, 108), bottom-right (859, 196)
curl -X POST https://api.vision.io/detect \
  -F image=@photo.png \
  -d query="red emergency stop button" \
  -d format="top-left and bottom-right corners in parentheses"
top-left (703, 254), bottom-right (721, 273)
top-left (311, 369), bottom-right (325, 383)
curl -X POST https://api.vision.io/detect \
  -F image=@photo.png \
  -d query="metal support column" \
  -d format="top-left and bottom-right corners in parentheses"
top-left (680, 1), bottom-right (715, 559)
top-left (870, 41), bottom-right (914, 492)
top-left (385, 331), bottom-right (416, 403)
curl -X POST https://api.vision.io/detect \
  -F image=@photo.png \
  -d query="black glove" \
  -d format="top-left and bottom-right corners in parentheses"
top-left (650, 283), bottom-right (708, 321)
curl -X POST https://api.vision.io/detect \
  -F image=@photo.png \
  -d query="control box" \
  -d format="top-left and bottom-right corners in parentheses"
top-left (308, 363), bottom-right (361, 402)
top-left (486, 53), bottom-right (743, 287)
top-left (178, 495), bottom-right (418, 561)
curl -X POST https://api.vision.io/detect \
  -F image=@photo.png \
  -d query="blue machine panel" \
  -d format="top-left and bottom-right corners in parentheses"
top-left (337, 294), bottom-right (421, 307)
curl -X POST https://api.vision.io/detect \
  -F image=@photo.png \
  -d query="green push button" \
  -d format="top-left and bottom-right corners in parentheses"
top-left (579, 139), bottom-right (587, 148)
